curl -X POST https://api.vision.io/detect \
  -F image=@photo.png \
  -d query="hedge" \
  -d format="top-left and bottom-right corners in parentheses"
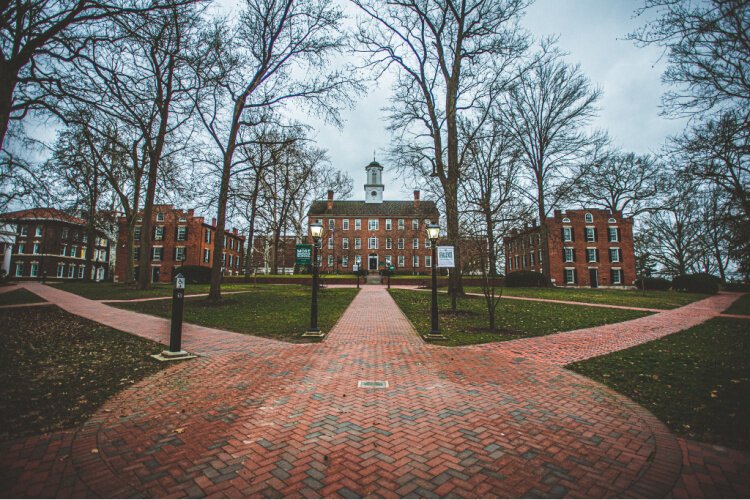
top-left (505, 271), bottom-right (551, 288)
top-left (671, 273), bottom-right (719, 294)
top-left (634, 277), bottom-right (672, 291)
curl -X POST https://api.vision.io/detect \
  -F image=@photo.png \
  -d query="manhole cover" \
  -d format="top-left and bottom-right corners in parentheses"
top-left (358, 380), bottom-right (389, 389)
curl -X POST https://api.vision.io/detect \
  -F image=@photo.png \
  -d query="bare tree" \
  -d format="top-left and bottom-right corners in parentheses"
top-left (353, 0), bottom-right (531, 308)
top-left (190, 0), bottom-right (356, 301)
top-left (501, 42), bottom-right (602, 278)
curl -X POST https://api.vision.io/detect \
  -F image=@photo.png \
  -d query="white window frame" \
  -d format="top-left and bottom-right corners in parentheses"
top-left (587, 248), bottom-right (597, 262)
top-left (177, 226), bottom-right (187, 241)
top-left (368, 219), bottom-right (379, 230)
top-left (71, 245), bottom-right (78, 258)
top-left (35, 226), bottom-right (42, 237)
top-left (355, 255), bottom-right (362, 266)
top-left (342, 255), bottom-right (349, 267)
top-left (60, 245), bottom-right (66, 256)
top-left (343, 238), bottom-right (349, 250)
top-left (425, 239), bottom-right (431, 248)
top-left (354, 238), bottom-right (361, 250)
top-left (68, 265), bottom-right (75, 278)
top-left (205, 229), bottom-right (211, 243)
top-left (152, 246), bottom-right (163, 261)
top-left (368, 237), bottom-right (378, 249)
top-left (385, 255), bottom-right (392, 265)
top-left (57, 263), bottom-right (65, 278)
top-left (385, 219), bottom-right (392, 230)
top-left (425, 255), bottom-right (431, 268)
top-left (18, 243), bottom-right (24, 254)
top-left (328, 237), bottom-right (334, 249)
top-left (156, 212), bottom-right (165, 222)
top-left (413, 255), bottom-right (419, 267)
top-left (30, 263), bottom-right (38, 277)
top-left (585, 213), bottom-right (593, 223)
top-left (386, 237), bottom-right (392, 249)
top-left (563, 227), bottom-right (573, 242)
top-left (328, 255), bottom-right (334, 266)
top-left (611, 268), bottom-right (623, 285)
top-left (176, 247), bottom-right (186, 261)
top-left (565, 268), bottom-right (575, 284)
top-left (397, 219), bottom-right (404, 230)
top-left (78, 265), bottom-right (85, 278)
top-left (564, 247), bottom-right (574, 262)
top-left (328, 219), bottom-right (335, 230)
top-left (398, 238), bottom-right (404, 250)
top-left (354, 219), bottom-right (362, 230)
top-left (398, 255), bottom-right (405, 267)
top-left (203, 249), bottom-right (210, 263)
top-left (585, 227), bottom-right (595, 242)
top-left (608, 227), bottom-right (619, 242)
top-left (154, 226), bottom-right (164, 241)
top-left (609, 248), bottom-right (621, 263)
top-left (412, 219), bottom-right (419, 230)
top-left (412, 238), bottom-right (419, 249)
top-left (15, 263), bottom-right (23, 276)
top-left (32, 243), bottom-right (40, 254)
top-left (62, 228), bottom-right (69, 239)
top-left (343, 219), bottom-right (349, 230)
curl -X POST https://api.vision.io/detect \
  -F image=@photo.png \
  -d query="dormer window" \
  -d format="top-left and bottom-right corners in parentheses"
top-left (156, 212), bottom-right (165, 222)
top-left (585, 213), bottom-right (593, 223)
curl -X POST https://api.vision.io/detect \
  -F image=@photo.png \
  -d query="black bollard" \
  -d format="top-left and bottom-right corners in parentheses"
top-left (169, 273), bottom-right (186, 352)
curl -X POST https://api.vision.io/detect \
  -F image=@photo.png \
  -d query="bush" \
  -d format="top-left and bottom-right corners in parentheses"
top-left (173, 265), bottom-right (212, 284)
top-left (635, 277), bottom-right (672, 291)
top-left (723, 282), bottom-right (750, 292)
top-left (505, 271), bottom-right (550, 288)
top-left (672, 273), bottom-right (719, 294)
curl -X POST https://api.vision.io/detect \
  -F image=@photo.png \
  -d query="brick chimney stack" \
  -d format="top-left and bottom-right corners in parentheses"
top-left (232, 227), bottom-right (238, 235)
top-left (327, 190), bottom-right (334, 210)
top-left (212, 217), bottom-right (217, 227)
top-left (413, 190), bottom-right (420, 210)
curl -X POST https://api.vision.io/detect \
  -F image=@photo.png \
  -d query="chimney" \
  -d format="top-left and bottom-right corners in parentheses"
top-left (553, 209), bottom-right (561, 219)
top-left (212, 217), bottom-right (216, 227)
top-left (532, 218), bottom-right (537, 227)
top-left (413, 190), bottom-right (420, 209)
top-left (327, 190), bottom-right (334, 210)
top-left (232, 227), bottom-right (238, 235)
top-left (188, 208), bottom-right (194, 217)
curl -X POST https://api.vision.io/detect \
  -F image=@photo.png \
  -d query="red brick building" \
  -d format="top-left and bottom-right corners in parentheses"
top-left (248, 235), bottom-right (297, 274)
top-left (504, 209), bottom-right (635, 287)
top-left (0, 208), bottom-right (111, 281)
top-left (115, 205), bottom-right (245, 283)
top-left (307, 161), bottom-right (439, 274)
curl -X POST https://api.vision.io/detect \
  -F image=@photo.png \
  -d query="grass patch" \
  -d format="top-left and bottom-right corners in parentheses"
top-left (568, 318), bottom-right (750, 450)
top-left (724, 293), bottom-right (750, 315)
top-left (114, 285), bottom-right (359, 343)
top-left (389, 289), bottom-right (650, 346)
top-left (50, 281), bottom-right (266, 300)
top-left (0, 306), bottom-right (174, 440)
top-left (0, 288), bottom-right (46, 306)
top-left (463, 286), bottom-right (707, 310)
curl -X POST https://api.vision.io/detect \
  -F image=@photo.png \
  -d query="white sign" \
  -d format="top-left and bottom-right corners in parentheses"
top-left (437, 246), bottom-right (455, 268)
top-left (352, 264), bottom-right (359, 272)
top-left (174, 273), bottom-right (186, 289)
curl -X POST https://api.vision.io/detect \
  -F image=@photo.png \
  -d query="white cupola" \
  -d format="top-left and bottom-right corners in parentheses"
top-left (364, 160), bottom-right (384, 203)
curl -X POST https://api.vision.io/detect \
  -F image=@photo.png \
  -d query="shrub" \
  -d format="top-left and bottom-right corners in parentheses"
top-left (505, 271), bottom-right (550, 288)
top-left (634, 277), bottom-right (672, 291)
top-left (173, 265), bottom-right (212, 284)
top-left (723, 282), bottom-right (750, 292)
top-left (672, 273), bottom-right (719, 294)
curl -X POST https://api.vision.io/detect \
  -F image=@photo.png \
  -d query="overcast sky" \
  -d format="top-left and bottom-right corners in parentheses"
top-left (300, 0), bottom-right (687, 202)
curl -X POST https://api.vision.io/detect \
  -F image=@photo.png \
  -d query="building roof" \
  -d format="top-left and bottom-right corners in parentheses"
top-left (0, 207), bottom-right (87, 226)
top-left (308, 200), bottom-right (439, 217)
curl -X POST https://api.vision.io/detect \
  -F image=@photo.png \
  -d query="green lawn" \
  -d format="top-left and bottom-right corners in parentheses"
top-left (463, 286), bottom-right (708, 310)
top-left (724, 293), bottom-right (750, 315)
top-left (51, 281), bottom-right (268, 300)
top-left (568, 318), bottom-right (750, 450)
top-left (0, 288), bottom-right (46, 306)
top-left (0, 306), bottom-right (174, 440)
top-left (389, 289), bottom-right (650, 346)
top-left (114, 285), bottom-right (359, 342)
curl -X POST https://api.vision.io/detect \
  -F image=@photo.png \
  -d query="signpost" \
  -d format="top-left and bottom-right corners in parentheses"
top-left (152, 273), bottom-right (196, 361)
top-left (296, 244), bottom-right (312, 266)
top-left (437, 246), bottom-right (455, 268)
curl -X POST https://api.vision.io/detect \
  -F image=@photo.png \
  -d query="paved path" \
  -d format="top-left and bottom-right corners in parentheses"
top-left (1, 284), bottom-right (748, 498)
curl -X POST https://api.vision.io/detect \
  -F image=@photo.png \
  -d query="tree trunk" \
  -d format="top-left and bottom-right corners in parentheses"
top-left (485, 211), bottom-right (497, 276)
top-left (137, 151), bottom-right (159, 290)
top-left (0, 69), bottom-right (17, 149)
top-left (209, 152), bottom-right (232, 301)
top-left (124, 214), bottom-right (136, 284)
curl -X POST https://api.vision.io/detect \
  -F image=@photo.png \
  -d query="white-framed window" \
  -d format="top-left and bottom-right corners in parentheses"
top-left (17, 243), bottom-right (25, 254)
top-left (205, 229), bottom-right (211, 243)
top-left (398, 255), bottom-right (405, 267)
top-left (398, 238), bottom-right (404, 250)
top-left (156, 212), bottom-right (165, 222)
top-left (328, 219), bottom-right (335, 230)
top-left (78, 265), bottom-right (85, 278)
top-left (425, 255), bottom-right (432, 268)
top-left (30, 263), bottom-right (38, 277)
top-left (328, 255), bottom-right (334, 266)
top-left (385, 219), bottom-right (392, 230)
top-left (15, 263), bottom-right (23, 276)
top-left (530, 253), bottom-right (535, 266)
top-left (587, 248), bottom-right (597, 262)
top-left (328, 237), bottom-right (334, 249)
top-left (343, 219), bottom-right (349, 230)
top-left (32, 243), bottom-right (40, 254)
top-left (608, 227), bottom-right (619, 242)
top-left (585, 213), bottom-right (593, 223)
top-left (413, 255), bottom-right (419, 267)
top-left (203, 249), bottom-right (210, 263)
top-left (178, 216), bottom-right (187, 223)
top-left (57, 263), bottom-right (65, 278)
top-left (152, 246), bottom-right (163, 261)
top-left (585, 227), bottom-right (595, 242)
top-left (60, 245), bottom-right (66, 256)
top-left (563, 227), bottom-right (573, 242)
top-left (368, 219), bottom-right (379, 230)
top-left (342, 255), bottom-right (349, 267)
top-left (175, 247), bottom-right (186, 261)
top-left (565, 268), bottom-right (576, 284)
top-left (564, 247), bottom-right (574, 262)
top-left (68, 265), bottom-right (75, 278)
top-left (412, 238), bottom-right (419, 249)
top-left (562, 217), bottom-right (571, 223)
top-left (538, 249), bottom-right (543, 264)
top-left (71, 245), bottom-right (78, 258)
top-left (412, 219), bottom-right (419, 230)
top-left (522, 255), bottom-right (526, 267)
top-left (134, 226), bottom-right (142, 240)
top-left (386, 237), bottom-right (392, 249)
top-left (385, 255), bottom-right (392, 265)
top-left (425, 239), bottom-right (431, 248)
top-left (368, 237), bottom-right (378, 249)
top-left (609, 248), bottom-right (622, 263)
top-left (20, 226), bottom-right (28, 236)
top-left (61, 227), bottom-right (69, 239)
top-left (515, 255), bottom-right (520, 268)
top-left (83, 234), bottom-right (88, 243)
top-left (177, 226), bottom-right (187, 241)
top-left (611, 268), bottom-right (623, 285)
top-left (154, 226), bottom-right (164, 240)
top-left (355, 255), bottom-right (362, 266)
top-left (343, 238), bottom-right (349, 249)
top-left (355, 238), bottom-right (361, 249)
top-left (134, 247), bottom-right (141, 261)
top-left (397, 219), bottom-right (404, 230)
top-left (354, 219), bottom-right (362, 230)
top-left (34, 226), bottom-right (42, 237)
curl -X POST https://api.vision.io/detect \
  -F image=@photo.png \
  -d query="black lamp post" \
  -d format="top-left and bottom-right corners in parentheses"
top-left (306, 222), bottom-right (324, 336)
top-left (425, 223), bottom-right (444, 339)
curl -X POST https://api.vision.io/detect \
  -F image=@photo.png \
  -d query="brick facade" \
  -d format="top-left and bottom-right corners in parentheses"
top-left (115, 205), bottom-right (245, 283)
top-left (0, 208), bottom-right (111, 281)
top-left (307, 162), bottom-right (439, 275)
top-left (504, 209), bottom-right (636, 287)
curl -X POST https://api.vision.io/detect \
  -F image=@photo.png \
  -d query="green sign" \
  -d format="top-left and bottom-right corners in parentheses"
top-left (296, 244), bottom-right (312, 265)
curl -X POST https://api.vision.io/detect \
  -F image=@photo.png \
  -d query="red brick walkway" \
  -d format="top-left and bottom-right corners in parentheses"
top-left (1, 284), bottom-right (748, 498)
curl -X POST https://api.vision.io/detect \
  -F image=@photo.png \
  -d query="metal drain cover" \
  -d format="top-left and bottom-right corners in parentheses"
top-left (358, 380), bottom-right (389, 389)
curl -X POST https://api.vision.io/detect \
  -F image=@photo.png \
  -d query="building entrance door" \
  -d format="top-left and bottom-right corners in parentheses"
top-left (152, 266), bottom-right (161, 283)
top-left (368, 255), bottom-right (378, 271)
top-left (589, 268), bottom-right (598, 288)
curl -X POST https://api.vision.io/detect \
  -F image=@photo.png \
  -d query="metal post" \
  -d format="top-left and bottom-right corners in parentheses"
top-left (430, 243), bottom-right (439, 335)
top-left (153, 273), bottom-right (195, 360)
top-left (309, 241), bottom-right (320, 334)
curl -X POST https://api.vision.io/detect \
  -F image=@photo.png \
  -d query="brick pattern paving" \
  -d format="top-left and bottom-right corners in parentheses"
top-left (1, 284), bottom-right (748, 498)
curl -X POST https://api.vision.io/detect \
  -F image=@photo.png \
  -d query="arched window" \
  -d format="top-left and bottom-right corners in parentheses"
top-left (585, 213), bottom-right (593, 223)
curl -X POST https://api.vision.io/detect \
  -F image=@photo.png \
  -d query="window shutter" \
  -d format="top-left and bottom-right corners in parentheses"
top-left (175, 227), bottom-right (179, 240)
top-left (184, 248), bottom-right (188, 261)
top-left (594, 228), bottom-right (598, 241)
top-left (573, 269), bottom-right (578, 284)
top-left (560, 228), bottom-right (565, 241)
top-left (595, 249), bottom-right (600, 262)
top-left (610, 269), bottom-right (615, 283)
top-left (572, 249), bottom-right (576, 262)
top-left (173, 248), bottom-right (177, 260)
top-left (618, 249), bottom-right (623, 262)
top-left (617, 228), bottom-right (621, 242)
top-left (571, 228), bottom-right (575, 241)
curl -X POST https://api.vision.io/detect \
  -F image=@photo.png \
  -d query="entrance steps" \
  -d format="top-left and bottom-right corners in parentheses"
top-left (366, 273), bottom-right (383, 285)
